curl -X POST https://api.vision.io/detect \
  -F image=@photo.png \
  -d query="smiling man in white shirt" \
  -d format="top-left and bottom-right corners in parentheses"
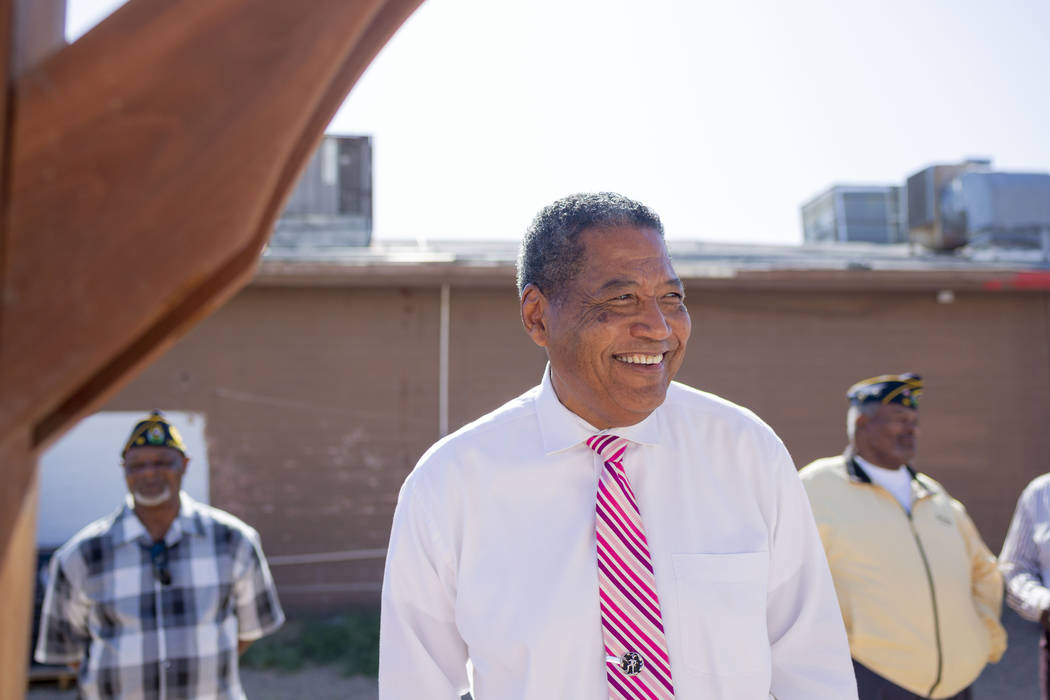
top-left (379, 192), bottom-right (856, 699)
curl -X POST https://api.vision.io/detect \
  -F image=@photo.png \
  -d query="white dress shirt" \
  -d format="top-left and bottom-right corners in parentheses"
top-left (1000, 472), bottom-right (1050, 620)
top-left (379, 368), bottom-right (856, 699)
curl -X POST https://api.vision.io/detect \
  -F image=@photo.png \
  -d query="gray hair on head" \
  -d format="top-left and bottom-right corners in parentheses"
top-left (516, 192), bottom-right (664, 302)
top-left (846, 402), bottom-right (880, 442)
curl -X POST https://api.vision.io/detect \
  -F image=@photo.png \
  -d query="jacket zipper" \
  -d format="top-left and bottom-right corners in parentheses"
top-left (907, 509), bottom-right (942, 697)
top-left (866, 478), bottom-right (944, 698)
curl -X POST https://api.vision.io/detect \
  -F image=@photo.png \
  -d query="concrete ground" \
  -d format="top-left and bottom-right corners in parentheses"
top-left (28, 666), bottom-right (378, 700)
top-left (973, 607), bottom-right (1041, 699)
top-left (241, 667), bottom-right (377, 700)
top-left (26, 608), bottom-right (1041, 699)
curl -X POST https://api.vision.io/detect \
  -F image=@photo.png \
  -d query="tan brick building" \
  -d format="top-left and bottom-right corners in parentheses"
top-left (100, 240), bottom-right (1050, 613)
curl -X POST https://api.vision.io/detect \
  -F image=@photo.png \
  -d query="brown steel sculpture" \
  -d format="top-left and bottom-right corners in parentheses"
top-left (0, 0), bottom-right (424, 694)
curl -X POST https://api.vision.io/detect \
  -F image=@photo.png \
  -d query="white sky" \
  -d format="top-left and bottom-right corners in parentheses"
top-left (67, 0), bottom-right (1050, 244)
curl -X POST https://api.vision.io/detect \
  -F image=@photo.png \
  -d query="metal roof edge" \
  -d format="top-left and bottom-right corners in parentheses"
top-left (250, 257), bottom-right (1050, 293)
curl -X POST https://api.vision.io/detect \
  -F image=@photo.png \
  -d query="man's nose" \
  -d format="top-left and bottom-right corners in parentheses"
top-left (631, 299), bottom-right (672, 340)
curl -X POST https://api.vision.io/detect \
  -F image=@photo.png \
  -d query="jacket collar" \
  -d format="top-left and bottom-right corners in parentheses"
top-left (844, 448), bottom-right (935, 499)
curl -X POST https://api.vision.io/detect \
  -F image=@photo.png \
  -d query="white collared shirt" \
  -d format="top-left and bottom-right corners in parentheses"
top-left (1000, 472), bottom-right (1050, 620)
top-left (379, 368), bottom-right (856, 699)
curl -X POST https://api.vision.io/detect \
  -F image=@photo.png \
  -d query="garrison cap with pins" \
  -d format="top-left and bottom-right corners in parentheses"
top-left (122, 410), bottom-right (187, 456)
top-left (846, 373), bottom-right (923, 409)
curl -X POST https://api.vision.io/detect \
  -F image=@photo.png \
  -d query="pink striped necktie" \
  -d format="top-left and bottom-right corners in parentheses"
top-left (587, 434), bottom-right (675, 699)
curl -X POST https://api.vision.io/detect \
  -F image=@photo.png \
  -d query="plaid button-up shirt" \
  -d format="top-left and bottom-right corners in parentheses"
top-left (36, 492), bottom-right (285, 699)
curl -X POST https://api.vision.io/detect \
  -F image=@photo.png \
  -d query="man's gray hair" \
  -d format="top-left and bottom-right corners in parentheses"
top-left (846, 402), bottom-right (880, 442)
top-left (516, 192), bottom-right (664, 301)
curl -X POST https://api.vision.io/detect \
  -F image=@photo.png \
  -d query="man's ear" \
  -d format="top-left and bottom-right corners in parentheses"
top-left (853, 412), bottom-right (870, 442)
top-left (520, 283), bottom-right (550, 349)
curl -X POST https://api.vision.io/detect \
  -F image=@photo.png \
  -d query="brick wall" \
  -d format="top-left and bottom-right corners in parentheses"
top-left (104, 278), bottom-right (1050, 612)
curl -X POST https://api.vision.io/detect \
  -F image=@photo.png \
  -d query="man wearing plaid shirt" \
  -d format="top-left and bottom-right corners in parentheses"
top-left (35, 410), bottom-right (285, 699)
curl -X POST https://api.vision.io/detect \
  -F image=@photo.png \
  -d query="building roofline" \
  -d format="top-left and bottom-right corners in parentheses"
top-left (253, 239), bottom-right (1050, 293)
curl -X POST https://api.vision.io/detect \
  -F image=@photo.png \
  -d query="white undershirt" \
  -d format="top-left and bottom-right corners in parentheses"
top-left (855, 455), bottom-right (914, 513)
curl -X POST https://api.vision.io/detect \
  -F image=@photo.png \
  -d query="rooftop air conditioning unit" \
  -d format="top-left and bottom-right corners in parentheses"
top-left (906, 159), bottom-right (990, 250)
top-left (940, 171), bottom-right (1050, 249)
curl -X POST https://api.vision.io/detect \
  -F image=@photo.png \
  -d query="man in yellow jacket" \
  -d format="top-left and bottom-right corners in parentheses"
top-left (800, 373), bottom-right (1005, 699)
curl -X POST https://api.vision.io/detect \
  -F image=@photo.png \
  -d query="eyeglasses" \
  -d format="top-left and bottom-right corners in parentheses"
top-left (149, 541), bottom-right (172, 586)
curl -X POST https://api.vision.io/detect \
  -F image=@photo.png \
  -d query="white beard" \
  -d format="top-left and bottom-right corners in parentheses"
top-left (133, 485), bottom-right (172, 507)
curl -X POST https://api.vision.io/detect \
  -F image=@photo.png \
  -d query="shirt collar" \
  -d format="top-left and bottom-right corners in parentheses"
top-left (534, 363), bottom-right (664, 455)
top-left (854, 454), bottom-right (906, 476)
top-left (845, 450), bottom-right (934, 499)
top-left (112, 491), bottom-right (207, 546)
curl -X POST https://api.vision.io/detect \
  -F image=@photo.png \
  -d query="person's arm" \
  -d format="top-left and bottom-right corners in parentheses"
top-left (766, 441), bottom-right (858, 700)
top-left (952, 499), bottom-right (1006, 662)
top-left (34, 552), bottom-right (90, 668)
top-left (999, 483), bottom-right (1050, 623)
top-left (379, 473), bottom-right (469, 700)
top-left (232, 527), bottom-right (286, 646)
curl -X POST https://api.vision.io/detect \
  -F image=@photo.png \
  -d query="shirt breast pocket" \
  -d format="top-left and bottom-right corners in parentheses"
top-left (672, 551), bottom-right (769, 675)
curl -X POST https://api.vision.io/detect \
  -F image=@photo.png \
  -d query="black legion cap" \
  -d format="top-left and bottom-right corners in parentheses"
top-left (122, 410), bottom-right (187, 456)
top-left (847, 373), bottom-right (922, 409)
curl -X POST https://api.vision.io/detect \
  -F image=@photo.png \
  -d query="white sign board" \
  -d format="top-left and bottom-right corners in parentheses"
top-left (37, 411), bottom-right (210, 548)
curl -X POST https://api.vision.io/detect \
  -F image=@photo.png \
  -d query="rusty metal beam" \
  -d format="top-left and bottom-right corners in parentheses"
top-left (0, 0), bottom-right (424, 693)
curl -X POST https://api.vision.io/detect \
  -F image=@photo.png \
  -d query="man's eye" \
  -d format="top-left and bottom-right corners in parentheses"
top-left (126, 460), bottom-right (175, 471)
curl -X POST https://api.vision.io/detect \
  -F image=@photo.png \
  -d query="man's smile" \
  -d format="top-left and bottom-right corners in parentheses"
top-left (613, 351), bottom-right (668, 366)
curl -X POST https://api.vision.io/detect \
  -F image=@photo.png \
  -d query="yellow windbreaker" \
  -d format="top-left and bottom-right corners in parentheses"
top-left (800, 454), bottom-right (1006, 699)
